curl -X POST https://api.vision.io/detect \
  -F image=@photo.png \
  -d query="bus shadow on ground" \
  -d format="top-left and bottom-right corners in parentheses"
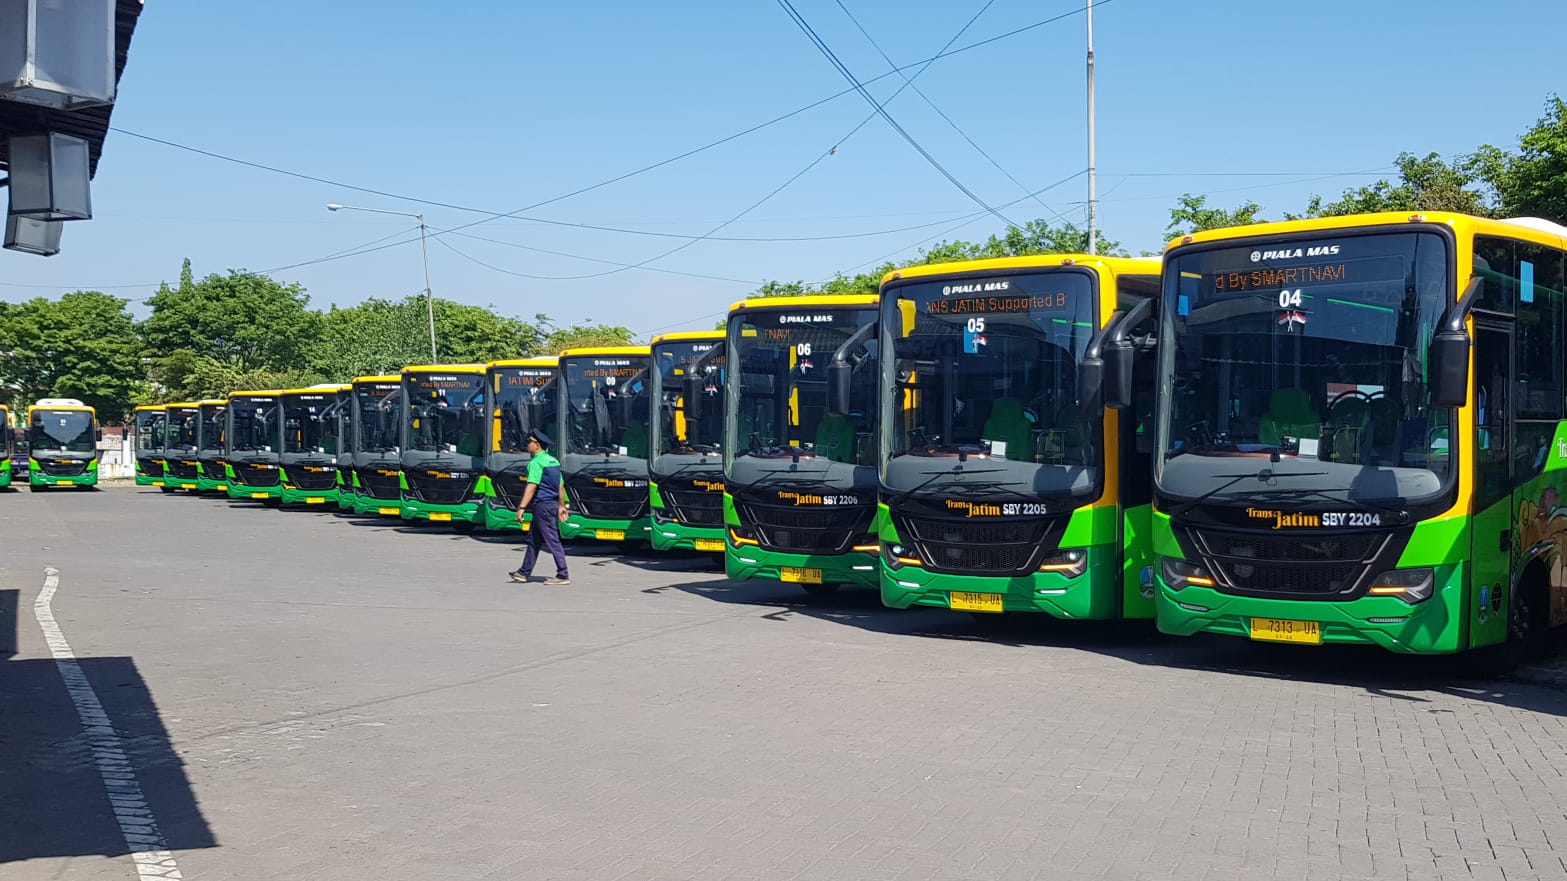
top-left (0, 651), bottom-right (217, 863)
top-left (663, 577), bottom-right (1567, 718)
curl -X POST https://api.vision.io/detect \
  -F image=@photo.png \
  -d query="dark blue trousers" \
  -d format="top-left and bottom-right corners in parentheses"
top-left (519, 504), bottom-right (569, 578)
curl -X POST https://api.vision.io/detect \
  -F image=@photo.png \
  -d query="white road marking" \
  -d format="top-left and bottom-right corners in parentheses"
top-left (34, 566), bottom-right (187, 880)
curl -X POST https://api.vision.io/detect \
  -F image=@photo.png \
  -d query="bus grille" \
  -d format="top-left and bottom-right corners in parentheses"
top-left (566, 478), bottom-right (648, 520)
top-left (168, 459), bottom-right (199, 480)
top-left (405, 471), bottom-right (476, 505)
top-left (1187, 527), bottom-right (1386, 598)
top-left (490, 470), bottom-right (529, 510)
top-left (287, 465), bottom-right (338, 491)
top-left (231, 465), bottom-right (280, 487)
top-left (38, 459), bottom-right (90, 477)
top-left (737, 501), bottom-right (867, 554)
top-left (663, 489), bottom-right (723, 527)
top-left (357, 467), bottom-right (401, 500)
top-left (199, 459), bottom-right (226, 480)
top-left (897, 515), bottom-right (1054, 575)
top-left (136, 457), bottom-right (163, 476)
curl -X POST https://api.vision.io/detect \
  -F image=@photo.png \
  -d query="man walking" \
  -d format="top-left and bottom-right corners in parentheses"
top-left (510, 429), bottom-right (570, 585)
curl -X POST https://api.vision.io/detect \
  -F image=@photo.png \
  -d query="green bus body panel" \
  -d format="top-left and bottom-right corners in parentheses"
top-left (560, 513), bottom-right (653, 543)
top-left (0, 467), bottom-right (14, 488)
top-left (1121, 502), bottom-right (1157, 619)
top-left (649, 481), bottom-right (667, 509)
top-left (224, 463), bottom-right (281, 500)
top-left (401, 497), bottom-right (479, 523)
top-left (278, 466), bottom-right (339, 507)
top-left (30, 459), bottom-right (98, 488)
top-left (878, 502), bottom-right (1154, 621)
top-left (724, 492), bottom-right (879, 589)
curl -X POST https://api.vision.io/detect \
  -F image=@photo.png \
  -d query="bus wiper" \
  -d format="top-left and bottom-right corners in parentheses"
top-left (892, 466), bottom-right (1006, 506)
top-left (1166, 467), bottom-right (1328, 520)
top-left (1244, 486), bottom-right (1409, 523)
top-left (933, 480), bottom-right (1062, 506)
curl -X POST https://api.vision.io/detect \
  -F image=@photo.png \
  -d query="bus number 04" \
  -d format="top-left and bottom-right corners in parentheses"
top-left (1278, 289), bottom-right (1303, 308)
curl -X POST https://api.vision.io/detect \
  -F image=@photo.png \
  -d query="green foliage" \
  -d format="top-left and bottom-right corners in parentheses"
top-left (153, 348), bottom-right (323, 401)
top-left (542, 321), bottom-right (636, 353)
top-left (0, 291), bottom-right (145, 420)
top-left (312, 296), bottom-right (546, 378)
top-left (142, 260), bottom-right (322, 370)
top-left (1295, 152), bottom-right (1496, 219)
top-left (1480, 95), bottom-right (1567, 222)
top-left (1166, 194), bottom-right (1265, 238)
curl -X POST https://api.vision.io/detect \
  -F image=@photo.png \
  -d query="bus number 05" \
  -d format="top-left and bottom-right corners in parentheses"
top-left (1278, 289), bottom-right (1303, 308)
top-left (965, 317), bottom-right (986, 332)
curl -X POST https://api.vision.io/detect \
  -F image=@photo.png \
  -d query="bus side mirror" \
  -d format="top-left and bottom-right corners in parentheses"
top-left (1428, 330), bottom-right (1470, 408)
top-left (828, 361), bottom-right (852, 417)
top-left (1076, 358), bottom-right (1104, 412)
top-left (682, 375), bottom-right (704, 421)
top-left (96, 427), bottom-right (103, 442)
top-left (1103, 339), bottom-right (1136, 410)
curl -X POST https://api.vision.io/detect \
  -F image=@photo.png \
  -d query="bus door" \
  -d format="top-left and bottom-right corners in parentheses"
top-left (1470, 321), bottom-right (1513, 647)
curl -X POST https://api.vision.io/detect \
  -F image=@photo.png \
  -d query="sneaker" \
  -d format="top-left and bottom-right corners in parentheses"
top-left (543, 576), bottom-right (571, 586)
top-left (509, 571), bottom-right (533, 583)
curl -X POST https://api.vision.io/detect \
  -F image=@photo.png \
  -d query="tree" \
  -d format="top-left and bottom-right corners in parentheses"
top-left (0, 291), bottom-right (145, 420)
top-left (542, 321), bottom-right (635, 353)
top-left (1297, 152), bottom-right (1496, 218)
top-left (1480, 95), bottom-right (1567, 222)
top-left (142, 260), bottom-right (323, 372)
top-left (1166, 194), bottom-right (1265, 237)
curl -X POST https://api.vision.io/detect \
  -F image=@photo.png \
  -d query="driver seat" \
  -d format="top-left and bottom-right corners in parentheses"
top-left (814, 413), bottom-right (856, 463)
top-left (982, 398), bottom-right (1032, 461)
top-left (1258, 389), bottom-right (1320, 447)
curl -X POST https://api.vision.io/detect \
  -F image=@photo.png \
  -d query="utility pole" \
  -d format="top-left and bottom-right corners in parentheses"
top-left (1085, 0), bottom-right (1098, 255)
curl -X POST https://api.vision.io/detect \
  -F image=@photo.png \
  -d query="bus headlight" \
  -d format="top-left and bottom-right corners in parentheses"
top-left (728, 525), bottom-right (758, 547)
top-left (852, 534), bottom-right (880, 554)
top-left (1161, 557), bottom-right (1215, 591)
top-left (883, 543), bottom-right (922, 570)
top-left (1038, 548), bottom-right (1087, 578)
top-left (1368, 568), bottom-right (1435, 603)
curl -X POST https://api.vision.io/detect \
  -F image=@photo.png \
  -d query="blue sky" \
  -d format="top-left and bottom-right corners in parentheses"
top-left (2, 0), bottom-right (1563, 339)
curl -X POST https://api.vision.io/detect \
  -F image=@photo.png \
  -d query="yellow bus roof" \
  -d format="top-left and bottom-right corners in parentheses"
top-left (27, 404), bottom-right (95, 413)
top-left (227, 390), bottom-right (283, 398)
top-left (884, 253), bottom-right (1160, 284)
top-left (727, 293), bottom-right (878, 314)
top-left (486, 356), bottom-right (559, 369)
top-left (164, 402), bottom-right (201, 410)
top-left (557, 346), bottom-right (651, 358)
top-left (1162, 210), bottom-right (1567, 252)
top-left (400, 364), bottom-right (484, 373)
top-left (133, 404), bottom-right (164, 412)
top-left (352, 375), bottom-right (402, 384)
top-left (280, 387), bottom-right (342, 396)
top-left (197, 399), bottom-right (227, 407)
top-left (651, 330), bottom-right (725, 345)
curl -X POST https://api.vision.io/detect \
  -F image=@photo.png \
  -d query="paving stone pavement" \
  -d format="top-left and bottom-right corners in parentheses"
top-left (3, 486), bottom-right (1567, 880)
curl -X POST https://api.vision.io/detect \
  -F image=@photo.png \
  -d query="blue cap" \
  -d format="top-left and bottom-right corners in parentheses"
top-left (527, 428), bottom-right (552, 448)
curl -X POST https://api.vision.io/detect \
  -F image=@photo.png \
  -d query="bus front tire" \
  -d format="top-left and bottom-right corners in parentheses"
top-left (1480, 573), bottom-right (1548, 675)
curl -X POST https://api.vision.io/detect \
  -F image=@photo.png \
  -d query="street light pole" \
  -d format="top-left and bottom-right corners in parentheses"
top-left (326, 203), bottom-right (439, 362)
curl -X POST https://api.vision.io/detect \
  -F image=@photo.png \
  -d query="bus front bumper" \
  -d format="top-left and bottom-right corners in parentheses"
top-left (32, 470), bottom-right (98, 488)
top-left (401, 497), bottom-right (479, 524)
top-left (226, 483), bottom-right (281, 500)
top-left (724, 543), bottom-right (879, 590)
top-left (1154, 577), bottom-right (1467, 654)
top-left (651, 517), bottom-right (726, 552)
top-left (350, 491), bottom-right (403, 516)
top-left (560, 514), bottom-right (653, 544)
top-left (879, 549), bottom-right (1130, 619)
top-left (480, 498), bottom-right (530, 532)
top-left (281, 485), bottom-right (339, 506)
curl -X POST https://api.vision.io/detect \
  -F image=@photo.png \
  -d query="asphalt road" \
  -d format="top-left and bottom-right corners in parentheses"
top-left (5, 486), bottom-right (1567, 881)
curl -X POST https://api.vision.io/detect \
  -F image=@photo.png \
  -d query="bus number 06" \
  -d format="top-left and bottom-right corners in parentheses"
top-left (1277, 289), bottom-right (1303, 308)
top-left (796, 342), bottom-right (812, 356)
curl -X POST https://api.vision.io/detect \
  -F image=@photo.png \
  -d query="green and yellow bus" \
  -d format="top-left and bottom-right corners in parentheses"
top-left (478, 357), bottom-right (559, 533)
top-left (557, 346), bottom-right (654, 546)
top-left (399, 365), bottom-right (485, 527)
top-left (649, 331), bottom-right (727, 553)
top-left (876, 255), bottom-right (1162, 619)
top-left (163, 402), bottom-right (202, 492)
top-left (723, 295), bottom-right (882, 596)
top-left (27, 399), bottom-right (100, 490)
top-left (345, 375), bottom-right (403, 516)
top-left (1153, 211), bottom-right (1567, 667)
top-left (0, 405), bottom-right (12, 489)
top-left (224, 390), bottom-right (283, 503)
top-left (196, 399), bottom-right (229, 493)
top-left (328, 384), bottom-right (355, 512)
top-left (132, 405), bottom-right (168, 489)
top-left (278, 386), bottom-right (343, 507)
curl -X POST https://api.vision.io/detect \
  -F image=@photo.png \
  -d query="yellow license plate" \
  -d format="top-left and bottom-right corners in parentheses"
top-left (152, 481), bottom-right (164, 487)
top-left (694, 538), bottom-right (725, 552)
top-left (305, 497), bottom-right (325, 504)
top-left (780, 566), bottom-right (824, 584)
top-left (596, 528), bottom-right (626, 541)
top-left (379, 506), bottom-right (400, 515)
top-left (1249, 617), bottom-right (1322, 645)
top-left (950, 591), bottom-right (1005, 613)
top-left (217, 485), bottom-right (229, 491)
top-left (429, 512), bottom-right (452, 522)
top-left (251, 492), bottom-right (269, 499)
top-left (56, 480), bottom-right (72, 486)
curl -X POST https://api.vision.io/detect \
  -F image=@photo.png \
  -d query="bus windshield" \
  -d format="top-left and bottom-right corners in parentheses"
top-left (136, 411), bottom-right (164, 452)
top-left (881, 271), bottom-right (1100, 500)
top-left (1156, 230), bottom-right (1453, 506)
top-left (403, 373), bottom-right (483, 455)
top-left (653, 341), bottom-right (724, 456)
top-left (199, 406), bottom-right (224, 452)
top-left (726, 308), bottom-right (877, 468)
top-left (355, 385), bottom-right (401, 454)
top-left (283, 395), bottom-right (332, 454)
top-left (31, 409), bottom-right (95, 453)
top-left (494, 367), bottom-right (557, 455)
top-left (563, 356), bottom-right (651, 458)
top-left (228, 399), bottom-right (277, 452)
top-left (165, 408), bottom-right (199, 452)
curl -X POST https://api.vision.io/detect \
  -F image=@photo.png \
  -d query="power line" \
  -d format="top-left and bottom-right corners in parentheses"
top-left (773, 0), bottom-right (1019, 230)
top-left (830, 0), bottom-right (1075, 227)
top-left (443, 231), bottom-right (763, 284)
